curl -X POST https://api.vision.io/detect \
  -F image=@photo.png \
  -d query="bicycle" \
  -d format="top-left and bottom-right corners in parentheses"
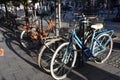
top-left (50, 21), bottom-right (114, 79)
top-left (20, 16), bottom-right (55, 49)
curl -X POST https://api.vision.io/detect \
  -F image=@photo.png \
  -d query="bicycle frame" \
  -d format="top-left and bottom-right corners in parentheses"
top-left (21, 19), bottom-right (55, 40)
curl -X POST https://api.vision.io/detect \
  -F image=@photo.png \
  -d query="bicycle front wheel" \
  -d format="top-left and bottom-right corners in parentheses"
top-left (50, 42), bottom-right (77, 80)
top-left (92, 33), bottom-right (113, 64)
top-left (38, 38), bottom-right (64, 72)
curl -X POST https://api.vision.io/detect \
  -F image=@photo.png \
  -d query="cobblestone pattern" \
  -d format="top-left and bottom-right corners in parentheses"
top-left (107, 50), bottom-right (120, 69)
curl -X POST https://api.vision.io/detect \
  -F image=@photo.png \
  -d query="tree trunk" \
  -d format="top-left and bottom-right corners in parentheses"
top-left (24, 6), bottom-right (29, 25)
top-left (4, 3), bottom-right (8, 17)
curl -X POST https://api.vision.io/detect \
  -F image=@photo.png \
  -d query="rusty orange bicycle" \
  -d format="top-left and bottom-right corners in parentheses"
top-left (20, 17), bottom-right (55, 49)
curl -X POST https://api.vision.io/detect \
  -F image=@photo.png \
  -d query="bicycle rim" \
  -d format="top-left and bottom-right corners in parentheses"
top-left (20, 30), bottom-right (39, 49)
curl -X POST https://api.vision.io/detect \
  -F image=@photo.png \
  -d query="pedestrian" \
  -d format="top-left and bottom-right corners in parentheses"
top-left (0, 48), bottom-right (4, 56)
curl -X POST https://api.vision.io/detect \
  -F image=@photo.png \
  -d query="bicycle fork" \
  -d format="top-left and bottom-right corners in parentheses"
top-left (62, 44), bottom-right (73, 64)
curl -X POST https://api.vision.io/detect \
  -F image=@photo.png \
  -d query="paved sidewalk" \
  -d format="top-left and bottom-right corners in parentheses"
top-left (0, 28), bottom-right (53, 80)
top-left (0, 20), bottom-right (120, 80)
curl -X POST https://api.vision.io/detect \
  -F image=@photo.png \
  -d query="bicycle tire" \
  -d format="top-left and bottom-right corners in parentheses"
top-left (92, 33), bottom-right (113, 64)
top-left (20, 30), bottom-right (39, 49)
top-left (50, 42), bottom-right (77, 80)
top-left (38, 38), bottom-right (64, 72)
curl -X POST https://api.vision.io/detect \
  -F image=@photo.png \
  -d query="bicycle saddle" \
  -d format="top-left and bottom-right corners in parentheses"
top-left (91, 23), bottom-right (103, 30)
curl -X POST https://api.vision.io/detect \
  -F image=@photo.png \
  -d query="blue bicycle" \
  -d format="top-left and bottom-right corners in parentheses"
top-left (50, 22), bottom-right (114, 79)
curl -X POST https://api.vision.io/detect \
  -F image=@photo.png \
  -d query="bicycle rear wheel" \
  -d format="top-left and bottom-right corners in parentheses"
top-left (92, 34), bottom-right (113, 64)
top-left (20, 30), bottom-right (40, 49)
top-left (38, 38), bottom-right (64, 72)
top-left (50, 42), bottom-right (77, 80)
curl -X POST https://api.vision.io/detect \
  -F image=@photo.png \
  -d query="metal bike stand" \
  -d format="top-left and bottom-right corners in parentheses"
top-left (81, 21), bottom-right (88, 64)
top-left (76, 19), bottom-right (88, 68)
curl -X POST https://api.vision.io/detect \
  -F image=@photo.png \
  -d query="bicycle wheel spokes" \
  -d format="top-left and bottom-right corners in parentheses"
top-left (52, 50), bottom-right (71, 79)
top-left (51, 42), bottom-right (77, 80)
top-left (38, 39), bottom-right (63, 72)
top-left (40, 44), bottom-right (56, 71)
top-left (92, 34), bottom-right (113, 64)
top-left (54, 62), bottom-right (71, 78)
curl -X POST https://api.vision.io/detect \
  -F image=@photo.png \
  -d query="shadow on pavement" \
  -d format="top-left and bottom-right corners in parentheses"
top-left (113, 42), bottom-right (120, 50)
top-left (2, 29), bottom-right (43, 71)
top-left (0, 27), bottom-right (53, 80)
top-left (67, 63), bottom-right (120, 80)
top-left (1, 27), bottom-right (120, 80)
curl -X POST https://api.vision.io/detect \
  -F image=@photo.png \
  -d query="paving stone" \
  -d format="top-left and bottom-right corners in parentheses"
top-left (0, 59), bottom-right (11, 71)
top-left (107, 50), bottom-right (120, 69)
top-left (12, 72), bottom-right (29, 80)
top-left (31, 72), bottom-right (54, 80)
top-left (3, 74), bottom-right (16, 80)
